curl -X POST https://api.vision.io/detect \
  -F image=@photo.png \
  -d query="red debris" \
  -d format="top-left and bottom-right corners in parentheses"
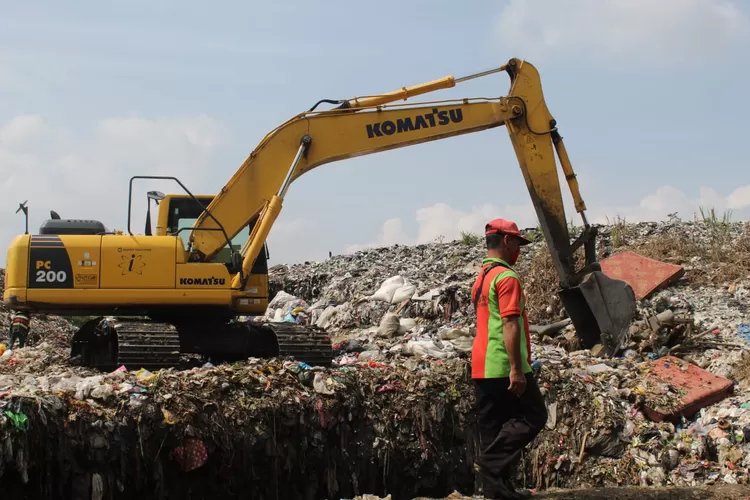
top-left (599, 251), bottom-right (685, 300)
top-left (173, 438), bottom-right (208, 472)
top-left (642, 356), bottom-right (734, 422)
top-left (377, 382), bottom-right (400, 392)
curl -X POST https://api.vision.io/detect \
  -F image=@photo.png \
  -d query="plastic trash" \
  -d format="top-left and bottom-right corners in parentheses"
top-left (377, 313), bottom-right (401, 337)
top-left (3, 410), bottom-right (29, 432)
top-left (368, 276), bottom-right (416, 304)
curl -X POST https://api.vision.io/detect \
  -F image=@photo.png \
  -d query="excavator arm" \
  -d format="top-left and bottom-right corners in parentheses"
top-left (190, 57), bottom-right (636, 355)
top-left (191, 59), bottom-right (580, 276)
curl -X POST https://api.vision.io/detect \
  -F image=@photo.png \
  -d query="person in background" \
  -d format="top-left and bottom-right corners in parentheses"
top-left (471, 218), bottom-right (547, 499)
top-left (8, 310), bottom-right (31, 349)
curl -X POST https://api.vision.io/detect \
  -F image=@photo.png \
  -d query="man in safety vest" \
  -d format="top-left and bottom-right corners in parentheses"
top-left (471, 218), bottom-right (547, 499)
top-left (8, 310), bottom-right (31, 349)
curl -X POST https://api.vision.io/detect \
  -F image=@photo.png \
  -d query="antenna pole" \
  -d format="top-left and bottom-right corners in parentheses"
top-left (16, 201), bottom-right (29, 235)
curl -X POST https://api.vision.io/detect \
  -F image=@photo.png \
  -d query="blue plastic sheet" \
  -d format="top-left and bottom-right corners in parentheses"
top-left (739, 324), bottom-right (750, 344)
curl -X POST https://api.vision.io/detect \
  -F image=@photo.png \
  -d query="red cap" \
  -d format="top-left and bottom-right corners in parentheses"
top-left (484, 218), bottom-right (532, 245)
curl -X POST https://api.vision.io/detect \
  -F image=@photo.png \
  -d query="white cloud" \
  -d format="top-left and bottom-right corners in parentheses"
top-left (727, 186), bottom-right (750, 210)
top-left (0, 115), bottom-right (46, 146)
top-left (588, 184), bottom-right (750, 223)
top-left (414, 202), bottom-right (537, 243)
top-left (344, 217), bottom-right (411, 254)
top-left (93, 115), bottom-right (229, 177)
top-left (0, 114), bottom-right (230, 266)
top-left (347, 184), bottom-right (750, 253)
top-left (638, 186), bottom-right (689, 214)
top-left (344, 200), bottom-right (537, 253)
top-left (495, 0), bottom-right (749, 65)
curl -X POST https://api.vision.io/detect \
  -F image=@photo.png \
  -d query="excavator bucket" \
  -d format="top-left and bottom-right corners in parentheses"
top-left (558, 268), bottom-right (637, 355)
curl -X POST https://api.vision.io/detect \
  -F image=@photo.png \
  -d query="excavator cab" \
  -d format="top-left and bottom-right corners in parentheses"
top-left (152, 193), bottom-right (269, 275)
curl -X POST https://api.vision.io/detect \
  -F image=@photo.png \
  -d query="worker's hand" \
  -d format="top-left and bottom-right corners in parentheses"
top-left (508, 368), bottom-right (526, 396)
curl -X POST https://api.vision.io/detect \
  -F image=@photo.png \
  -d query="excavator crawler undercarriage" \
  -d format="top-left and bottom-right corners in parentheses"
top-left (70, 317), bottom-right (334, 372)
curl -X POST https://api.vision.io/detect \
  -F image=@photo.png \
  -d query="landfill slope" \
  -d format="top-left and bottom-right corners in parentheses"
top-left (267, 219), bottom-right (750, 330)
top-left (265, 218), bottom-right (750, 492)
top-left (0, 357), bottom-right (478, 499)
top-left (369, 483), bottom-right (750, 499)
top-left (530, 484), bottom-right (750, 500)
top-left (0, 218), bottom-right (749, 499)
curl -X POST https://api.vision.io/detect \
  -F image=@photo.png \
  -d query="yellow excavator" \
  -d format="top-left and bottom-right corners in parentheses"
top-left (3, 58), bottom-right (637, 370)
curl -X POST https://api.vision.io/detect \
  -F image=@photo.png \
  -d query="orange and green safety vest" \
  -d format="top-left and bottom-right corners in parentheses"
top-left (11, 312), bottom-right (30, 330)
top-left (471, 257), bottom-right (533, 379)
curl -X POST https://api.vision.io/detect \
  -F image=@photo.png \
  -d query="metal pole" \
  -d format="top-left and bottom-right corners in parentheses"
top-left (16, 201), bottom-right (29, 235)
top-left (277, 135), bottom-right (312, 199)
top-left (455, 65), bottom-right (507, 84)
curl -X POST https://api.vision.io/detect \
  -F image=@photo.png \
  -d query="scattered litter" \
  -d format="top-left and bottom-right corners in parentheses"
top-left (1, 218), bottom-right (750, 496)
top-left (600, 250), bottom-right (686, 300)
top-left (640, 355), bottom-right (734, 422)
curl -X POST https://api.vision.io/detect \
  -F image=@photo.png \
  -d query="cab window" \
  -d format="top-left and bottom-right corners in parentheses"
top-left (176, 217), bottom-right (248, 263)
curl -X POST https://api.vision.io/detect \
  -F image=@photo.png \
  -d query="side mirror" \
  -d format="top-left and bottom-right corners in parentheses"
top-left (147, 191), bottom-right (166, 205)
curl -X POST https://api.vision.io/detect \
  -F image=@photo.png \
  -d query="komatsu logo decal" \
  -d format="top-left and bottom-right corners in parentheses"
top-left (180, 277), bottom-right (226, 286)
top-left (365, 108), bottom-right (464, 139)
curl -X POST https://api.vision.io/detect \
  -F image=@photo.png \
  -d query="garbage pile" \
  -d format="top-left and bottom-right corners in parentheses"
top-left (0, 351), bottom-right (479, 499)
top-left (0, 288), bottom-right (76, 354)
top-left (261, 218), bottom-right (750, 491)
top-left (598, 218), bottom-right (750, 287)
top-left (0, 217), bottom-right (749, 498)
top-left (267, 243), bottom-right (488, 332)
top-left (520, 344), bottom-right (749, 491)
top-left (268, 219), bottom-right (750, 330)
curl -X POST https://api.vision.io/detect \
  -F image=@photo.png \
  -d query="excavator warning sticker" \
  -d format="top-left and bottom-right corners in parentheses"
top-left (75, 273), bottom-right (97, 285)
top-left (77, 252), bottom-right (97, 267)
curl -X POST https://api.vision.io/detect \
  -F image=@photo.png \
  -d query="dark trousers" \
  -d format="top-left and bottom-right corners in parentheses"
top-left (9, 325), bottom-right (27, 349)
top-left (474, 373), bottom-right (547, 484)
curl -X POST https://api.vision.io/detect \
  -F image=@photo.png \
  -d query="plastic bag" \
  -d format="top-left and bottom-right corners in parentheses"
top-left (3, 410), bottom-right (29, 431)
top-left (268, 291), bottom-right (299, 310)
top-left (398, 318), bottom-right (417, 333)
top-left (369, 276), bottom-right (416, 304)
top-left (377, 312), bottom-right (401, 337)
top-left (403, 340), bottom-right (456, 359)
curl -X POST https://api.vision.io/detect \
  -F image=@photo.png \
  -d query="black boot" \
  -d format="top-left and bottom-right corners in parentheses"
top-left (500, 469), bottom-right (532, 498)
top-left (502, 477), bottom-right (531, 498)
top-left (475, 462), bottom-right (526, 499)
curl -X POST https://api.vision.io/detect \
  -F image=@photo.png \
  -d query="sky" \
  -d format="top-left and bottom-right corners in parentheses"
top-left (0, 0), bottom-right (749, 267)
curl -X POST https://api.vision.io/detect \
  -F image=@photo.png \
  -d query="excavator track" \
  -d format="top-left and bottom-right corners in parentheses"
top-left (254, 322), bottom-right (334, 366)
top-left (71, 317), bottom-right (182, 372)
top-left (111, 319), bottom-right (182, 371)
top-left (176, 319), bottom-right (335, 367)
top-left (72, 316), bottom-right (334, 371)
